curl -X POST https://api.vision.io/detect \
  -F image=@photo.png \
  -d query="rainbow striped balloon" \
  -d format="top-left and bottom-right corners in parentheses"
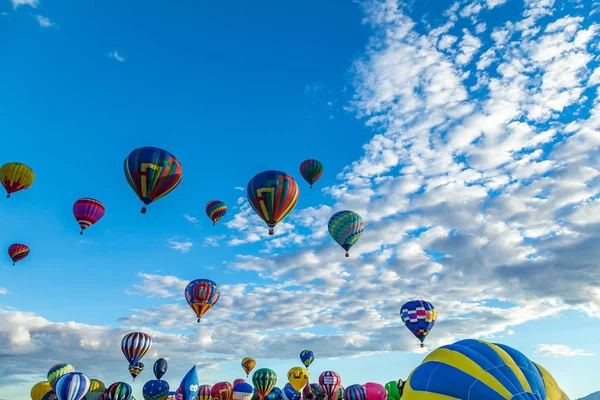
top-left (55, 372), bottom-right (90, 400)
top-left (206, 200), bottom-right (227, 225)
top-left (121, 332), bottom-right (152, 366)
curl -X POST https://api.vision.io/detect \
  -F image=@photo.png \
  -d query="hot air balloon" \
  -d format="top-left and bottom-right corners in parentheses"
top-left (318, 372), bottom-right (341, 400)
top-left (363, 383), bottom-right (385, 400)
top-left (121, 332), bottom-right (152, 368)
top-left (287, 367), bottom-right (309, 392)
top-left (253, 368), bottom-right (277, 399)
top-left (185, 279), bottom-right (220, 322)
top-left (8, 243), bottom-right (30, 265)
top-left (73, 198), bottom-right (105, 235)
top-left (299, 350), bottom-right (314, 369)
top-left (128, 361), bottom-right (144, 381)
top-left (241, 357), bottom-right (256, 377)
top-left (299, 159), bottom-right (324, 189)
top-left (123, 146), bottom-right (183, 213)
top-left (31, 381), bottom-right (52, 400)
top-left (55, 373), bottom-right (90, 400)
top-left (401, 339), bottom-right (569, 399)
top-left (179, 365), bottom-right (199, 400)
top-left (233, 382), bottom-right (254, 400)
top-left (48, 364), bottom-right (75, 392)
top-left (198, 385), bottom-right (212, 400)
top-left (206, 200), bottom-right (227, 225)
top-left (281, 385), bottom-right (300, 400)
top-left (153, 358), bottom-right (168, 380)
top-left (264, 387), bottom-right (282, 400)
top-left (143, 379), bottom-right (170, 400)
top-left (400, 300), bottom-right (436, 348)
top-left (211, 382), bottom-right (233, 400)
top-left (328, 211), bottom-right (364, 257)
top-left (86, 380), bottom-right (106, 400)
top-left (233, 380), bottom-right (245, 387)
top-left (344, 386), bottom-right (365, 400)
top-left (332, 386), bottom-right (344, 400)
top-left (105, 382), bottom-right (133, 400)
top-left (0, 162), bottom-right (34, 198)
top-left (247, 170), bottom-right (299, 235)
top-left (383, 382), bottom-right (398, 400)
top-left (307, 384), bottom-right (325, 400)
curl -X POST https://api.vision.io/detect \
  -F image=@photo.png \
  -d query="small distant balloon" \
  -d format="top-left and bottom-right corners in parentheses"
top-left (241, 357), bottom-right (256, 377)
top-left (400, 300), bottom-right (436, 347)
top-left (0, 162), bottom-right (34, 198)
top-left (73, 198), bottom-right (105, 235)
top-left (185, 279), bottom-right (220, 322)
top-left (328, 211), bottom-right (364, 257)
top-left (299, 350), bottom-right (314, 369)
top-left (206, 200), bottom-right (227, 225)
top-left (153, 358), bottom-right (168, 380)
top-left (8, 243), bottom-right (30, 266)
top-left (128, 361), bottom-right (144, 381)
top-left (299, 159), bottom-right (324, 189)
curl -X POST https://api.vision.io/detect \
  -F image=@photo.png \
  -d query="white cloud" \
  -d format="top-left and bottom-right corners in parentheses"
top-left (32, 14), bottom-right (55, 28)
top-left (234, 186), bottom-right (245, 191)
top-left (167, 238), bottom-right (193, 253)
top-left (11, 0), bottom-right (37, 8)
top-left (0, 288), bottom-right (7, 295)
top-left (534, 344), bottom-right (595, 357)
top-left (184, 214), bottom-right (198, 224)
top-left (106, 51), bottom-right (125, 63)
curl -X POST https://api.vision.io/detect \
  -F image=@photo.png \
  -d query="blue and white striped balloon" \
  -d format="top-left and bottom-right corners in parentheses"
top-left (55, 372), bottom-right (90, 400)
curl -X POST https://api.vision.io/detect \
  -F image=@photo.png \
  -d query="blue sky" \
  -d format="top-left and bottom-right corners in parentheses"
top-left (1, 0), bottom-right (600, 399)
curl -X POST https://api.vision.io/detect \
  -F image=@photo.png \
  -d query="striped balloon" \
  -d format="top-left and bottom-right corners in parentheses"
top-left (206, 200), bottom-right (227, 225)
top-left (185, 279), bottom-right (220, 322)
top-left (247, 170), bottom-right (299, 235)
top-left (327, 211), bottom-right (364, 257)
top-left (264, 387), bottom-right (282, 400)
top-left (0, 161), bottom-right (35, 198)
top-left (197, 385), bottom-right (212, 400)
top-left (48, 364), bottom-right (75, 392)
top-left (121, 332), bottom-right (152, 366)
top-left (252, 368), bottom-right (277, 398)
top-left (299, 159), bottom-right (324, 188)
top-left (143, 379), bottom-right (170, 400)
top-left (318, 371), bottom-right (340, 400)
top-left (123, 146), bottom-right (183, 214)
top-left (332, 386), bottom-right (344, 400)
top-left (233, 382), bottom-right (254, 400)
top-left (105, 382), bottom-right (133, 400)
top-left (55, 372), bottom-right (90, 400)
top-left (8, 243), bottom-right (30, 265)
top-left (344, 385), bottom-right (366, 400)
top-left (73, 198), bottom-right (105, 235)
top-left (400, 300), bottom-right (436, 348)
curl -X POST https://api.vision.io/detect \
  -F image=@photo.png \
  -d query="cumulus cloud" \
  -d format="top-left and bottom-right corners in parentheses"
top-left (167, 238), bottom-right (193, 253)
top-left (11, 0), bottom-right (37, 8)
top-left (184, 214), bottom-right (198, 225)
top-left (0, 288), bottom-right (7, 295)
top-left (534, 344), bottom-right (596, 357)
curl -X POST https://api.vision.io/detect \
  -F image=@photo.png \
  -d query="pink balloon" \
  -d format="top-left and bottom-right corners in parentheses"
top-left (233, 379), bottom-right (246, 387)
top-left (363, 383), bottom-right (386, 400)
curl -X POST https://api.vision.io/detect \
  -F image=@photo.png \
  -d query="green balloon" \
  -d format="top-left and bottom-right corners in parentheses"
top-left (252, 368), bottom-right (277, 398)
top-left (385, 381), bottom-right (400, 400)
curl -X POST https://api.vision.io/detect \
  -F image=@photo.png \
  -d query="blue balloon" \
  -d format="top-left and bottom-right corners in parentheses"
top-left (179, 366), bottom-right (199, 400)
top-left (153, 358), bottom-right (168, 380)
top-left (282, 384), bottom-right (301, 400)
top-left (143, 379), bottom-right (170, 400)
top-left (234, 382), bottom-right (254, 400)
top-left (265, 387), bottom-right (282, 400)
top-left (299, 350), bottom-right (314, 369)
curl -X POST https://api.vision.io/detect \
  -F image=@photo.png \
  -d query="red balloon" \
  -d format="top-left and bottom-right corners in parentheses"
top-left (319, 371), bottom-right (341, 400)
top-left (212, 382), bottom-right (233, 400)
top-left (233, 379), bottom-right (246, 387)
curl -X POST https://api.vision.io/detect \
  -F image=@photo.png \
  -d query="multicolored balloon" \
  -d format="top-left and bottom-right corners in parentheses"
top-left (8, 243), bottom-right (30, 266)
top-left (48, 364), bottom-right (75, 392)
top-left (105, 382), bottom-right (133, 400)
top-left (281, 385), bottom-right (300, 400)
top-left (128, 361), bottom-right (144, 381)
top-left (241, 357), bottom-right (256, 377)
top-left (306, 384), bottom-right (325, 400)
top-left (344, 385), bottom-right (366, 400)
top-left (211, 382), bottom-right (233, 400)
top-left (400, 300), bottom-right (436, 347)
top-left (143, 379), bottom-right (170, 400)
top-left (332, 386), bottom-right (344, 400)
top-left (0, 162), bottom-right (34, 198)
top-left (121, 332), bottom-right (152, 366)
top-left (185, 279), bottom-right (220, 322)
top-left (55, 372), bottom-right (90, 400)
top-left (252, 368), bottom-right (277, 399)
top-left (264, 387), bottom-right (282, 400)
top-left (233, 382), bottom-right (254, 400)
top-left (198, 385), bottom-right (212, 400)
top-left (31, 381), bottom-right (52, 400)
top-left (73, 198), bottom-right (105, 235)
top-left (153, 358), bottom-right (168, 380)
top-left (299, 159), bottom-right (324, 189)
top-left (299, 350), bottom-right (314, 369)
top-left (123, 146), bottom-right (183, 213)
top-left (166, 392), bottom-right (177, 400)
top-left (247, 170), bottom-right (299, 235)
top-left (251, 390), bottom-right (261, 400)
top-left (86, 379), bottom-right (106, 400)
top-left (206, 200), bottom-right (227, 225)
top-left (318, 371), bottom-right (341, 400)
top-left (287, 367), bottom-right (309, 392)
top-left (328, 211), bottom-right (364, 257)
top-left (363, 383), bottom-right (385, 400)
top-left (402, 339), bottom-right (569, 399)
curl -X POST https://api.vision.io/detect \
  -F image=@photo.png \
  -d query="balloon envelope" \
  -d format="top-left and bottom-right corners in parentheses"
top-left (400, 300), bottom-right (436, 346)
top-left (198, 386), bottom-right (212, 400)
top-left (299, 350), bottom-right (314, 369)
top-left (143, 379), bottom-right (170, 400)
top-left (233, 382), bottom-right (254, 400)
top-left (179, 365), bottom-right (199, 400)
top-left (383, 382), bottom-right (399, 400)
top-left (31, 381), bottom-right (52, 400)
top-left (206, 200), bottom-right (227, 225)
top-left (48, 364), bottom-right (75, 392)
top-left (287, 367), bottom-right (309, 392)
top-left (105, 382), bottom-right (133, 400)
top-left (241, 357), bottom-right (256, 377)
top-left (282, 384), bottom-right (300, 400)
top-left (264, 387), bottom-right (282, 400)
top-left (121, 332), bottom-right (152, 365)
top-left (8, 243), bottom-right (30, 265)
top-left (328, 211), bottom-right (364, 257)
top-left (212, 382), bottom-right (233, 400)
top-left (344, 385), bottom-right (366, 400)
top-left (128, 361), bottom-right (144, 381)
top-left (73, 198), bottom-right (105, 234)
top-left (153, 358), bottom-right (168, 380)
top-left (0, 162), bottom-right (34, 198)
top-left (55, 373), bottom-right (90, 400)
top-left (252, 368), bottom-right (277, 398)
top-left (185, 278), bottom-right (220, 322)
top-left (299, 159), bottom-right (324, 188)
top-left (363, 383), bottom-right (385, 400)
top-left (318, 372), bottom-right (341, 400)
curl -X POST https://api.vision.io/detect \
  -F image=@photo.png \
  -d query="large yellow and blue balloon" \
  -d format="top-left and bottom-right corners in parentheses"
top-left (124, 146), bottom-right (182, 213)
top-left (247, 170), bottom-right (299, 235)
top-left (328, 211), bottom-right (364, 257)
top-left (0, 162), bottom-right (34, 198)
top-left (400, 300), bottom-right (436, 347)
top-left (185, 279), bottom-right (220, 322)
top-left (402, 339), bottom-right (569, 399)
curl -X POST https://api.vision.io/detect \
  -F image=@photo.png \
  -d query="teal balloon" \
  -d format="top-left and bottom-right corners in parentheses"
top-left (328, 211), bottom-right (364, 257)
